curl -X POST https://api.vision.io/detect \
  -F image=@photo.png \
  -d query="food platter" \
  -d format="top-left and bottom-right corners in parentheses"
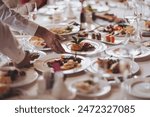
top-left (68, 78), bottom-right (111, 98)
top-left (123, 77), bottom-right (150, 99)
top-left (62, 39), bottom-right (107, 55)
top-left (34, 54), bottom-right (91, 74)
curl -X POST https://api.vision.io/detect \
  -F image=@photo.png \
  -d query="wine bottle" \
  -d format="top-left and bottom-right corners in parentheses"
top-left (80, 5), bottom-right (86, 30)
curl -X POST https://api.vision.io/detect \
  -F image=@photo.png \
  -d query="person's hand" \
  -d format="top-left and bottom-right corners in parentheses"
top-left (15, 51), bottom-right (39, 68)
top-left (35, 26), bottom-right (66, 53)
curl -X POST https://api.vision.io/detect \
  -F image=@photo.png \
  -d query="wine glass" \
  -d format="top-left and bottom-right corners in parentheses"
top-left (143, 0), bottom-right (150, 20)
top-left (48, 0), bottom-right (65, 24)
top-left (119, 58), bottom-right (131, 81)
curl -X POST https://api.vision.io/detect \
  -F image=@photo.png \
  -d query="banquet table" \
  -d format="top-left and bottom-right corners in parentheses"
top-left (7, 0), bottom-right (150, 100)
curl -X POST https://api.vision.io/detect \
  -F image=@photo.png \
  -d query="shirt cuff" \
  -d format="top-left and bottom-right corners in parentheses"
top-left (2, 47), bottom-right (26, 64)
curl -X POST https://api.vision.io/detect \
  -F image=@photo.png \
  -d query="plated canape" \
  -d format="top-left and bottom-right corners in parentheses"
top-left (74, 79), bottom-right (100, 94)
top-left (47, 55), bottom-right (82, 70)
top-left (50, 26), bottom-right (73, 35)
top-left (68, 78), bottom-right (111, 98)
top-left (145, 20), bottom-right (150, 29)
top-left (103, 24), bottom-right (135, 36)
top-left (71, 36), bottom-right (95, 52)
top-left (29, 36), bottom-right (48, 49)
top-left (97, 58), bottom-right (121, 74)
top-left (0, 72), bottom-right (11, 96)
top-left (77, 31), bottom-right (89, 38)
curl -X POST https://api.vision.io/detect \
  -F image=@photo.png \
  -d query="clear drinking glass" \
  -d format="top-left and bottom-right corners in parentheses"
top-left (28, 2), bottom-right (38, 21)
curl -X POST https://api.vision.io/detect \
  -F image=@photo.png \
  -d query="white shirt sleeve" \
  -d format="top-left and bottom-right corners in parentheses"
top-left (0, 21), bottom-right (25, 64)
top-left (0, 0), bottom-right (38, 36)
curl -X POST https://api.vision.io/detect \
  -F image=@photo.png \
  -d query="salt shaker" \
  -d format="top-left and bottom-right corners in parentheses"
top-left (51, 71), bottom-right (75, 99)
top-left (43, 69), bottom-right (53, 89)
top-left (37, 75), bottom-right (46, 94)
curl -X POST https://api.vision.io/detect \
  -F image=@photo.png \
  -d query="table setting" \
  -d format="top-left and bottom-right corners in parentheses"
top-left (0, 0), bottom-right (150, 100)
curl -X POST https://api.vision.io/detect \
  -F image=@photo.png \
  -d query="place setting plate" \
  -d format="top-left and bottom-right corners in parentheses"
top-left (100, 35), bottom-right (125, 45)
top-left (62, 39), bottom-right (107, 55)
top-left (123, 77), bottom-right (150, 99)
top-left (28, 36), bottom-right (51, 51)
top-left (48, 23), bottom-right (80, 36)
top-left (105, 45), bottom-right (150, 59)
top-left (87, 57), bottom-right (139, 77)
top-left (10, 68), bottom-right (38, 88)
top-left (34, 53), bottom-right (91, 74)
top-left (68, 78), bottom-right (111, 98)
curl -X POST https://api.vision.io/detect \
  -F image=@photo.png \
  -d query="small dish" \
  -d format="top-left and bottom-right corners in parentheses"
top-left (123, 77), bottom-right (150, 99)
top-left (68, 78), bottom-right (111, 98)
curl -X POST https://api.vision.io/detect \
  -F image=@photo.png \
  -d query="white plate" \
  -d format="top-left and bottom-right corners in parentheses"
top-left (29, 50), bottom-right (46, 63)
top-left (49, 23), bottom-right (80, 36)
top-left (100, 37), bottom-right (125, 45)
top-left (34, 54), bottom-right (91, 74)
top-left (68, 78), bottom-right (111, 98)
top-left (123, 78), bottom-right (150, 99)
top-left (62, 39), bottom-right (107, 55)
top-left (10, 68), bottom-right (38, 88)
top-left (87, 58), bottom-right (139, 77)
top-left (28, 37), bottom-right (51, 51)
top-left (105, 45), bottom-right (150, 59)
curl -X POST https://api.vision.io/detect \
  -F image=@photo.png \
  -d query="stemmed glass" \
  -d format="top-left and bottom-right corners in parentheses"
top-left (142, 0), bottom-right (150, 20)
top-left (119, 57), bottom-right (131, 83)
top-left (49, 0), bottom-right (65, 24)
top-left (117, 1), bottom-right (137, 58)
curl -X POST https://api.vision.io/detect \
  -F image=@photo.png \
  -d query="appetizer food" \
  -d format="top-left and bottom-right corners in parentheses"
top-left (74, 80), bottom-right (100, 94)
top-left (0, 67), bottom-right (26, 96)
top-left (97, 58), bottom-right (120, 74)
top-left (0, 71), bottom-right (11, 95)
top-left (103, 24), bottom-right (135, 36)
top-left (77, 31), bottom-right (88, 38)
top-left (145, 21), bottom-right (150, 29)
top-left (105, 34), bottom-right (115, 43)
top-left (71, 36), bottom-right (95, 51)
top-left (50, 26), bottom-right (73, 35)
top-left (47, 55), bottom-right (82, 70)
top-left (0, 67), bottom-right (26, 82)
top-left (91, 32), bottom-right (101, 40)
top-left (29, 36), bottom-right (47, 48)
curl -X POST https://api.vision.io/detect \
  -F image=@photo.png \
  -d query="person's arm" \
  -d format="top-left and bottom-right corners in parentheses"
top-left (0, 21), bottom-right (25, 64)
top-left (34, 26), bottom-right (65, 53)
top-left (0, 0), bottom-right (38, 36)
top-left (0, 0), bottom-right (65, 53)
